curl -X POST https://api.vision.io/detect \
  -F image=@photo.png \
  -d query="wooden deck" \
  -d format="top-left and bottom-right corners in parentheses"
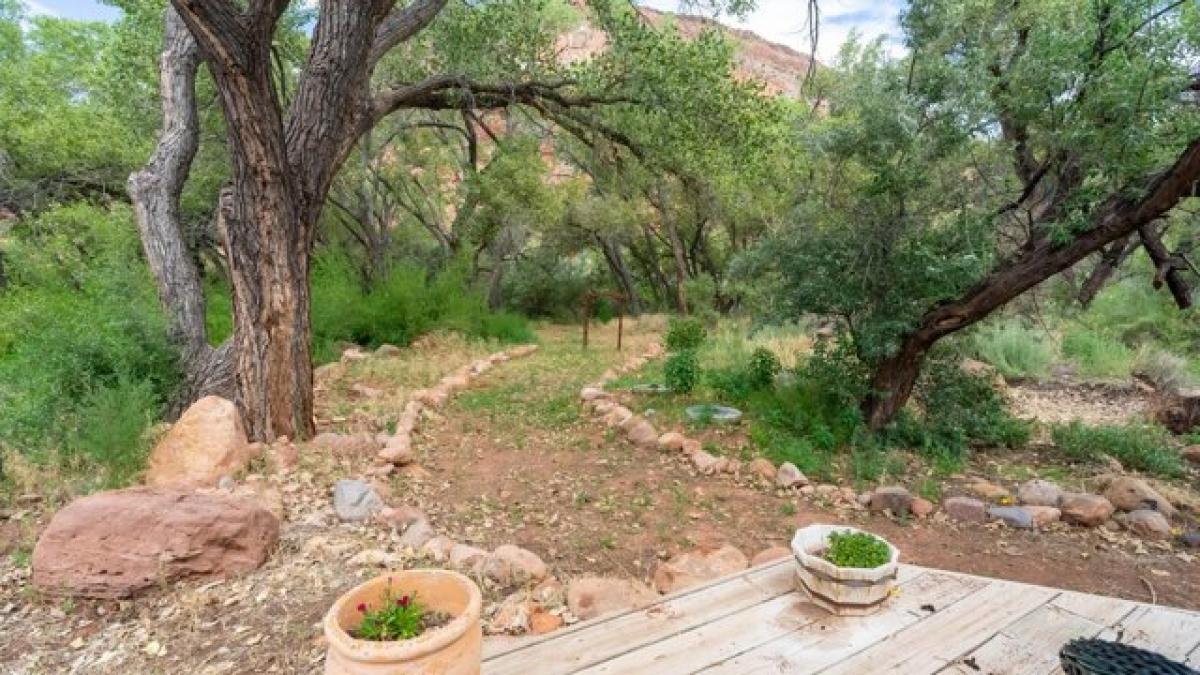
top-left (483, 558), bottom-right (1200, 674)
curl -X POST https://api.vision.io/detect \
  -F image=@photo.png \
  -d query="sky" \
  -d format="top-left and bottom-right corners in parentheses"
top-left (23, 0), bottom-right (905, 63)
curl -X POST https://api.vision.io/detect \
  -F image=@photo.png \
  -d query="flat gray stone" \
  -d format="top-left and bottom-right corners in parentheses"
top-left (333, 479), bottom-right (384, 522)
top-left (988, 506), bottom-right (1034, 529)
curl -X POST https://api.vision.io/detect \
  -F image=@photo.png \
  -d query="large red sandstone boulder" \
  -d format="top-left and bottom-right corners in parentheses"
top-left (652, 544), bottom-right (748, 594)
top-left (145, 396), bottom-right (255, 488)
top-left (33, 488), bottom-right (279, 598)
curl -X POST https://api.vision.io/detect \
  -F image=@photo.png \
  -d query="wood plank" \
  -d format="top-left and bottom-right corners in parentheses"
top-left (698, 571), bottom-right (988, 675)
top-left (1186, 642), bottom-right (1200, 668)
top-left (1050, 591), bottom-right (1138, 627)
top-left (573, 593), bottom-right (823, 674)
top-left (940, 603), bottom-right (1111, 675)
top-left (483, 561), bottom-right (798, 675)
top-left (815, 580), bottom-right (1057, 674)
top-left (1115, 605), bottom-right (1200, 661)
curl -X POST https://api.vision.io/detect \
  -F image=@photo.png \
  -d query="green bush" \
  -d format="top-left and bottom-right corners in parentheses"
top-left (824, 530), bottom-right (890, 568)
top-left (900, 359), bottom-right (1030, 460)
top-left (303, 255), bottom-right (534, 363)
top-left (970, 318), bottom-right (1055, 380)
top-left (665, 317), bottom-right (707, 352)
top-left (1050, 422), bottom-right (1182, 477)
top-left (1061, 327), bottom-right (1132, 379)
top-left (0, 204), bottom-right (179, 484)
top-left (664, 349), bottom-right (700, 393)
top-left (749, 347), bottom-right (782, 388)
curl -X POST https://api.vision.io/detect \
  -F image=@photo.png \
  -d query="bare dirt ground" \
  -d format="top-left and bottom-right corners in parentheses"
top-left (0, 321), bottom-right (1196, 674)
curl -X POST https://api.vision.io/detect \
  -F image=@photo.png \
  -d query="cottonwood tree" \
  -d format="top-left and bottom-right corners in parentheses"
top-left (129, 0), bottom-right (636, 440)
top-left (770, 0), bottom-right (1200, 429)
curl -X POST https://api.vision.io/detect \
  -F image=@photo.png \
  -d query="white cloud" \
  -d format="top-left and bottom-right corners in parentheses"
top-left (640, 0), bottom-right (905, 63)
top-left (23, 1), bottom-right (60, 16)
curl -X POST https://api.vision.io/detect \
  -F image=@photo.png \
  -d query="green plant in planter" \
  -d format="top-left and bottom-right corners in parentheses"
top-left (353, 591), bottom-right (449, 641)
top-left (665, 349), bottom-right (700, 393)
top-left (824, 531), bottom-right (890, 569)
top-left (666, 318), bottom-right (707, 352)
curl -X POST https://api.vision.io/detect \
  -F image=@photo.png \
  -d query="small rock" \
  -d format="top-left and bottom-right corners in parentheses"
top-left (531, 577), bottom-right (564, 606)
top-left (421, 536), bottom-right (456, 562)
top-left (217, 475), bottom-right (236, 491)
top-left (375, 344), bottom-right (401, 357)
top-left (747, 458), bottom-right (775, 482)
top-left (566, 577), bottom-right (658, 621)
top-left (1017, 479), bottom-right (1063, 507)
top-left (910, 497), bottom-right (934, 518)
top-left (624, 419), bottom-right (660, 448)
top-left (489, 593), bottom-right (531, 635)
top-left (376, 435), bottom-right (414, 465)
top-left (483, 545), bottom-right (548, 585)
top-left (750, 546), bottom-right (792, 566)
top-left (1103, 477), bottom-right (1177, 519)
top-left (603, 406), bottom-right (633, 427)
top-left (341, 347), bottom-right (368, 362)
top-left (988, 506), bottom-right (1034, 529)
top-left (869, 486), bottom-right (913, 516)
top-left (657, 432), bottom-right (686, 452)
top-left (1119, 509), bottom-right (1172, 540)
top-left (332, 480), bottom-right (384, 522)
top-left (530, 609), bottom-right (563, 635)
top-left (1023, 506), bottom-right (1061, 527)
top-left (652, 545), bottom-right (748, 594)
top-left (348, 549), bottom-right (395, 567)
top-left (449, 543), bottom-right (488, 571)
top-left (1178, 532), bottom-right (1200, 549)
top-left (681, 439), bottom-right (703, 457)
top-left (690, 450), bottom-right (722, 474)
top-left (943, 496), bottom-right (988, 523)
top-left (1060, 493), bottom-right (1114, 527)
top-left (775, 462), bottom-right (807, 489)
top-left (579, 387), bottom-right (608, 402)
top-left (397, 518), bottom-right (435, 549)
top-left (969, 480), bottom-right (1011, 503)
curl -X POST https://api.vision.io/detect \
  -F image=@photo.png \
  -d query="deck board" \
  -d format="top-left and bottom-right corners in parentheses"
top-left (482, 562), bottom-right (1199, 675)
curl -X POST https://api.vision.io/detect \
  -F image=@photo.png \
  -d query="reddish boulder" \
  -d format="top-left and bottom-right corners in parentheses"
top-left (33, 488), bottom-right (278, 598)
top-left (1060, 493), bottom-right (1114, 527)
top-left (566, 577), bottom-right (657, 621)
top-left (652, 544), bottom-right (748, 593)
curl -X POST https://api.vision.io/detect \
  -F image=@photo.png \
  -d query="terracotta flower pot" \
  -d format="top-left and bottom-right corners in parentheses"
top-left (324, 569), bottom-right (482, 674)
top-left (791, 524), bottom-right (899, 616)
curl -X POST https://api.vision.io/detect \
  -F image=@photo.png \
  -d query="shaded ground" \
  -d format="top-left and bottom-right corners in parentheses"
top-left (0, 320), bottom-right (1196, 674)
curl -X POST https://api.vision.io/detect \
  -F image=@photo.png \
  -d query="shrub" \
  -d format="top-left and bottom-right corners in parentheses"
top-left (1131, 346), bottom-right (1196, 392)
top-left (824, 530), bottom-right (890, 568)
top-left (909, 359), bottom-right (1030, 458)
top-left (665, 317), bottom-right (707, 352)
top-left (1061, 327), bottom-right (1133, 380)
top-left (1050, 422), bottom-right (1182, 477)
top-left (664, 349), bottom-right (700, 393)
top-left (0, 204), bottom-right (179, 484)
top-left (305, 255), bottom-right (533, 363)
top-left (970, 318), bottom-right (1055, 381)
top-left (748, 347), bottom-right (782, 388)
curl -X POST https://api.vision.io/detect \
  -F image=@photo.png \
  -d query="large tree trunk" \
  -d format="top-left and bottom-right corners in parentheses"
top-left (128, 8), bottom-right (234, 416)
top-left (863, 137), bottom-right (1200, 429)
top-left (596, 235), bottom-right (641, 315)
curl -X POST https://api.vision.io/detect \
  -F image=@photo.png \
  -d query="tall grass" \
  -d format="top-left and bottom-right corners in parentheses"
top-left (1060, 326), bottom-right (1133, 380)
top-left (970, 318), bottom-right (1056, 380)
top-left (1051, 421), bottom-right (1183, 477)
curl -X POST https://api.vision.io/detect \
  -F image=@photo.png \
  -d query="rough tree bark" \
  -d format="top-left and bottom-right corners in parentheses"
top-left (127, 8), bottom-right (234, 416)
top-left (1077, 232), bottom-right (1137, 308)
top-left (1139, 222), bottom-right (1194, 309)
top-left (165, 0), bottom-right (615, 440)
top-left (863, 137), bottom-right (1200, 429)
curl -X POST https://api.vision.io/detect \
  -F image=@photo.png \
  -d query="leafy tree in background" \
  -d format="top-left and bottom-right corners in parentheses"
top-left (764, 0), bottom-right (1200, 429)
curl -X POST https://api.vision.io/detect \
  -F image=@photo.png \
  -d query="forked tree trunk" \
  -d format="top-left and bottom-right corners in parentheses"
top-left (127, 8), bottom-right (234, 416)
top-left (1077, 233), bottom-right (1136, 308)
top-left (863, 137), bottom-right (1200, 429)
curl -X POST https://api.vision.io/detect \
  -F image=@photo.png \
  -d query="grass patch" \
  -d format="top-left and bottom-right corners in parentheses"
top-left (970, 318), bottom-right (1056, 381)
top-left (1061, 327), bottom-right (1133, 379)
top-left (1050, 421), bottom-right (1183, 477)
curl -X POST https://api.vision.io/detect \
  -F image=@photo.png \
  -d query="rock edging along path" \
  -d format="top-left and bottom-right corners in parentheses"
top-left (370, 343), bottom-right (539, 473)
top-left (578, 347), bottom-right (1188, 546)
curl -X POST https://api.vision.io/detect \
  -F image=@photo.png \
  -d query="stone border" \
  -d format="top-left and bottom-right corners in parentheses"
top-left (371, 344), bottom-right (539, 471)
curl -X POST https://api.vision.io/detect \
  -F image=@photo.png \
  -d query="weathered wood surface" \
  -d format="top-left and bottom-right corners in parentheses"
top-left (483, 560), bottom-right (1200, 674)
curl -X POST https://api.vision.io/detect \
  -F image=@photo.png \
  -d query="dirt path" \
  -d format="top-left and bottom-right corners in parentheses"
top-left (415, 323), bottom-right (1198, 609)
